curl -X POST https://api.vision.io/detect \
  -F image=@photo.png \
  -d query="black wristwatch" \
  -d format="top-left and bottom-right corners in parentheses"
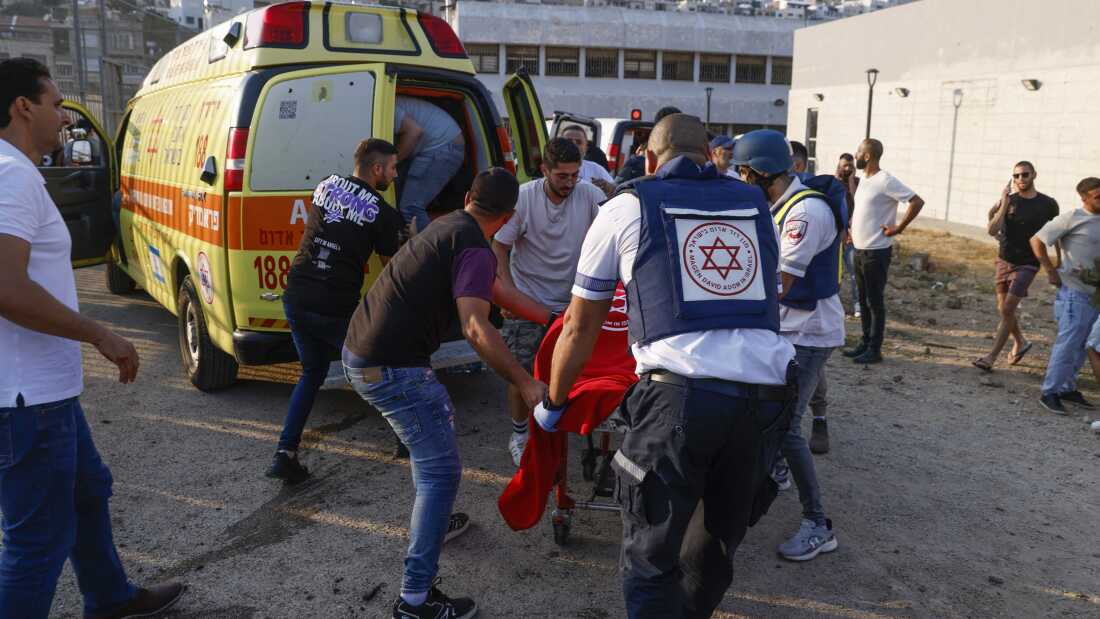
top-left (543, 394), bottom-right (568, 410)
top-left (546, 311), bottom-right (561, 326)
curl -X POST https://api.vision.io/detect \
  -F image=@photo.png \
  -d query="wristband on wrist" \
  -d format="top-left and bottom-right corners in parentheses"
top-left (543, 395), bottom-right (568, 410)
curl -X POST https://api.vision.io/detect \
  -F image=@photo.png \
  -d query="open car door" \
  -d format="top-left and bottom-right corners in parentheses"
top-left (502, 68), bottom-right (548, 184)
top-left (38, 101), bottom-right (116, 267)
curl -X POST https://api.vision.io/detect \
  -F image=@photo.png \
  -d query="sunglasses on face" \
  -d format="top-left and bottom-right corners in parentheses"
top-left (1013, 172), bottom-right (1031, 179)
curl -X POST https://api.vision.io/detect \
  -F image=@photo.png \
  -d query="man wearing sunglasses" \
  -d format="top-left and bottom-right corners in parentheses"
top-left (972, 162), bottom-right (1058, 372)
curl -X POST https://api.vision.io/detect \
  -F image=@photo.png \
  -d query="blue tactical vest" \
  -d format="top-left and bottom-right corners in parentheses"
top-left (624, 156), bottom-right (781, 346)
top-left (771, 175), bottom-right (849, 311)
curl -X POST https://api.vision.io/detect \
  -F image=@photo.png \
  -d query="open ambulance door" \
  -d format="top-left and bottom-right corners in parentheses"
top-left (39, 100), bottom-right (117, 267)
top-left (502, 68), bottom-right (548, 184)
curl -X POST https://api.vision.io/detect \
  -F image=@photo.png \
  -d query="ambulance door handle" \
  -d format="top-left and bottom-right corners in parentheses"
top-left (200, 156), bottom-right (218, 185)
top-left (260, 292), bottom-right (281, 301)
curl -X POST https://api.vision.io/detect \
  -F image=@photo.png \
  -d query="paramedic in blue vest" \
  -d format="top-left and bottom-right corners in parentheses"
top-left (732, 130), bottom-right (843, 562)
top-left (536, 114), bottom-right (796, 618)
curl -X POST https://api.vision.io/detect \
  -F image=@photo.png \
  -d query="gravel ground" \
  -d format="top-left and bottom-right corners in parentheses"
top-left (43, 228), bottom-right (1100, 618)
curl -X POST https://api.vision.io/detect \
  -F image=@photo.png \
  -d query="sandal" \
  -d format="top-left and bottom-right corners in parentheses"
top-left (1009, 342), bottom-right (1033, 366)
top-left (971, 358), bottom-right (993, 373)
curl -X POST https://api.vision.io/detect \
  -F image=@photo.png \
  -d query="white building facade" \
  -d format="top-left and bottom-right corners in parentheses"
top-left (786, 0), bottom-right (1100, 229)
top-left (447, 1), bottom-right (799, 135)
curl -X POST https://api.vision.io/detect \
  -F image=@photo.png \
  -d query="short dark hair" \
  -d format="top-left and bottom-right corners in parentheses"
top-left (839, 153), bottom-right (854, 162)
top-left (1076, 177), bottom-right (1100, 196)
top-left (654, 106), bottom-right (681, 124)
top-left (1, 58), bottom-right (52, 129)
top-left (1014, 160), bottom-right (1035, 173)
top-left (469, 167), bottom-right (519, 215)
top-left (789, 140), bottom-right (808, 163)
top-left (542, 137), bottom-right (581, 170)
top-left (353, 138), bottom-right (398, 170)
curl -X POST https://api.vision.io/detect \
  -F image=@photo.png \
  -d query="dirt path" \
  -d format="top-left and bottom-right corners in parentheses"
top-left (45, 228), bottom-right (1100, 618)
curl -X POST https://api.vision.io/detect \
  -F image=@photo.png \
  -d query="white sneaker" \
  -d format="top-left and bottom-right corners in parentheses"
top-left (509, 431), bottom-right (528, 467)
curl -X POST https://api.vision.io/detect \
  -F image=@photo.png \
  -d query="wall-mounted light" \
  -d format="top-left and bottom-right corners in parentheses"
top-left (773, 98), bottom-right (786, 107)
top-left (894, 87), bottom-right (910, 98)
top-left (1021, 78), bottom-right (1041, 91)
top-left (813, 93), bottom-right (825, 102)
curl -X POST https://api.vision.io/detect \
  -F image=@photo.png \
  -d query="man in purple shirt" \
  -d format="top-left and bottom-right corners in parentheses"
top-left (342, 169), bottom-right (548, 619)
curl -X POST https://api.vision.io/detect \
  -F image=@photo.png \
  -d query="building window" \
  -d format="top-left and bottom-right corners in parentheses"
top-left (185, 16), bottom-right (195, 25)
top-left (662, 51), bottom-right (693, 81)
top-left (805, 108), bottom-right (818, 174)
top-left (55, 63), bottom-right (74, 77)
top-left (623, 49), bottom-right (656, 79)
top-left (466, 43), bottom-right (499, 74)
top-left (771, 56), bottom-right (792, 85)
top-left (699, 53), bottom-right (730, 83)
top-left (506, 45), bottom-right (539, 75)
top-left (735, 55), bottom-right (767, 84)
top-left (545, 46), bottom-right (579, 77)
top-left (731, 123), bottom-right (767, 136)
top-left (585, 48), bottom-right (618, 78)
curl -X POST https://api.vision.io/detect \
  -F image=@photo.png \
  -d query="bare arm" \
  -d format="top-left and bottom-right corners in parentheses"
top-left (779, 272), bottom-right (797, 299)
top-left (882, 194), bottom-right (925, 237)
top-left (456, 296), bottom-right (545, 408)
top-left (548, 296), bottom-right (613, 406)
top-left (395, 115), bottom-right (424, 162)
top-left (491, 240), bottom-right (519, 290)
top-left (0, 235), bottom-right (139, 383)
top-left (1030, 236), bottom-right (1062, 287)
top-left (987, 186), bottom-right (1012, 237)
top-left (490, 240), bottom-right (553, 324)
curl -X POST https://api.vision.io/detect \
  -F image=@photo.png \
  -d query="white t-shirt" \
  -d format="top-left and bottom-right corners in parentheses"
top-left (571, 192), bottom-right (794, 385)
top-left (494, 179), bottom-right (604, 311)
top-left (0, 138), bottom-right (84, 407)
top-left (580, 160), bottom-right (614, 185)
top-left (773, 177), bottom-right (845, 348)
top-left (851, 170), bottom-right (915, 250)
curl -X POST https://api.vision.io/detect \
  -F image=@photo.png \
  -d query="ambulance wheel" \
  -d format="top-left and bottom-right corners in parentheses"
top-left (552, 521), bottom-right (570, 546)
top-left (177, 275), bottom-right (238, 392)
top-left (105, 260), bottom-right (135, 294)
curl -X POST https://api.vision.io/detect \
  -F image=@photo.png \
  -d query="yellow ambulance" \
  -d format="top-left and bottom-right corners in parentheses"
top-left (58, 1), bottom-right (549, 391)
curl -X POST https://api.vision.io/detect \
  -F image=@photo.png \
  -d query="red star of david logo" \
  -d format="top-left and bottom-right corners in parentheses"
top-left (699, 236), bottom-right (742, 279)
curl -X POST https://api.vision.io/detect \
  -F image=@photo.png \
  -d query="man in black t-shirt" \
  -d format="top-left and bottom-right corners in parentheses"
top-left (973, 161), bottom-right (1059, 372)
top-left (265, 139), bottom-right (404, 483)
top-left (342, 169), bottom-right (548, 619)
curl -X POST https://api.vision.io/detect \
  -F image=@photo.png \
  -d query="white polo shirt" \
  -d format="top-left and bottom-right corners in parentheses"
top-left (773, 177), bottom-right (846, 348)
top-left (0, 138), bottom-right (84, 407)
top-left (572, 191), bottom-right (795, 386)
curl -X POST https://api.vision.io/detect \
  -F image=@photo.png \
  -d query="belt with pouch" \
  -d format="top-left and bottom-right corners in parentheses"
top-left (642, 368), bottom-right (793, 401)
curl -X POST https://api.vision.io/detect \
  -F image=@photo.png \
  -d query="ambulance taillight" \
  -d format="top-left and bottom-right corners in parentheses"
top-left (244, 1), bottom-right (307, 49)
top-left (417, 13), bottom-right (467, 58)
top-left (496, 126), bottom-right (517, 176)
top-left (608, 143), bottom-right (621, 172)
top-left (224, 128), bottom-right (248, 192)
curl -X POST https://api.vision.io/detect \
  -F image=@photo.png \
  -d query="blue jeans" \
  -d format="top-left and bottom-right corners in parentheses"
top-left (0, 398), bottom-right (136, 618)
top-left (778, 345), bottom-right (829, 525)
top-left (277, 300), bottom-right (351, 452)
top-left (1041, 287), bottom-right (1099, 396)
top-left (399, 142), bottom-right (465, 233)
top-left (345, 365), bottom-right (459, 597)
top-left (843, 243), bottom-right (859, 311)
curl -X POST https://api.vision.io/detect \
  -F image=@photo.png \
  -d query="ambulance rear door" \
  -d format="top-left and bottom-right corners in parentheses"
top-left (227, 63), bottom-right (394, 360)
top-left (502, 69), bottom-right (548, 184)
top-left (40, 101), bottom-right (117, 267)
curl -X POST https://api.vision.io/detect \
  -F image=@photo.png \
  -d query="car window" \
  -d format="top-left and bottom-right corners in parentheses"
top-left (250, 70), bottom-right (376, 191)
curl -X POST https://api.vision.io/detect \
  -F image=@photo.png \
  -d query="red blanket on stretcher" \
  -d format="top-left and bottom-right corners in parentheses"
top-left (497, 287), bottom-right (637, 531)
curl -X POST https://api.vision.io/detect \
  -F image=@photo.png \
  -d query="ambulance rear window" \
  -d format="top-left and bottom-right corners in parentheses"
top-left (250, 70), bottom-right (376, 191)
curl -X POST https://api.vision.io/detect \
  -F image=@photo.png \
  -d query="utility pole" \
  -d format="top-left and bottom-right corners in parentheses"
top-left (72, 0), bottom-right (87, 104)
top-left (97, 0), bottom-right (111, 131)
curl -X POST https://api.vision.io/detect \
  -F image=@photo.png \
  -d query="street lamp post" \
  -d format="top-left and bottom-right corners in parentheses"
top-left (865, 68), bottom-right (879, 139)
top-left (705, 87), bottom-right (713, 131)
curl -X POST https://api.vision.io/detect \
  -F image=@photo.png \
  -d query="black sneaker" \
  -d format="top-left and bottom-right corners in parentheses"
top-left (809, 418), bottom-right (830, 455)
top-left (445, 513), bottom-right (470, 543)
top-left (1039, 393), bottom-right (1068, 415)
top-left (852, 349), bottom-right (882, 364)
top-left (392, 580), bottom-right (477, 619)
top-left (842, 343), bottom-right (868, 358)
top-left (1058, 390), bottom-right (1096, 410)
top-left (265, 451), bottom-right (310, 484)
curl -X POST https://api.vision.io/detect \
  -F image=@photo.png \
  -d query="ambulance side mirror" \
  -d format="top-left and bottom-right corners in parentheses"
top-left (223, 22), bottom-right (242, 48)
top-left (200, 156), bottom-right (218, 185)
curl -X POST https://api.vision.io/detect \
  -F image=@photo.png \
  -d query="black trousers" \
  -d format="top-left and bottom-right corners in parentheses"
top-left (853, 247), bottom-right (893, 350)
top-left (614, 374), bottom-right (794, 619)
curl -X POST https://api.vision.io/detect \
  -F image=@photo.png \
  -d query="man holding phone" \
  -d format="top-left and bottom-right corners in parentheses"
top-left (972, 161), bottom-right (1058, 372)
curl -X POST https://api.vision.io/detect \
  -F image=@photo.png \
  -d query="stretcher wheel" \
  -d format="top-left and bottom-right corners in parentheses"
top-left (581, 447), bottom-right (597, 482)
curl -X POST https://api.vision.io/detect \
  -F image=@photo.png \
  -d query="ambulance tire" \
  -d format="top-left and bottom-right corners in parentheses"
top-left (106, 260), bottom-right (136, 294)
top-left (177, 275), bottom-right (238, 392)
